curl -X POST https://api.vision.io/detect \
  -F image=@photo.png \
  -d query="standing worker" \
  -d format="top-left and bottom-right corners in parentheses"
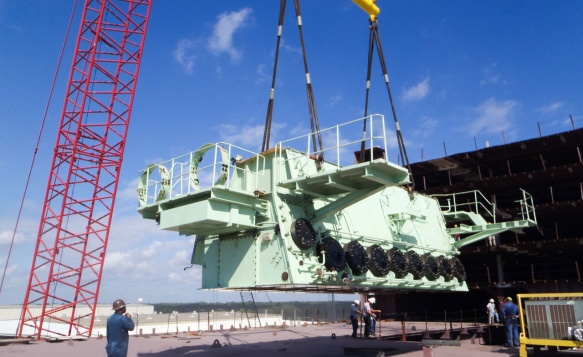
top-left (367, 297), bottom-right (381, 336)
top-left (363, 298), bottom-right (374, 337)
top-left (502, 297), bottom-right (520, 348)
top-left (349, 300), bottom-right (362, 338)
top-left (106, 299), bottom-right (135, 357)
top-left (487, 298), bottom-right (499, 324)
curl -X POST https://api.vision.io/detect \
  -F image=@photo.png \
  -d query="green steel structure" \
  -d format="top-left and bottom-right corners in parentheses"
top-left (137, 114), bottom-right (537, 294)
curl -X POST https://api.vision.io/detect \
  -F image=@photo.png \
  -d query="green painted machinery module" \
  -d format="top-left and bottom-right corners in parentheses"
top-left (137, 114), bottom-right (537, 294)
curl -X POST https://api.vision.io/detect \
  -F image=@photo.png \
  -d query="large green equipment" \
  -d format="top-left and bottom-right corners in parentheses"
top-left (137, 114), bottom-right (537, 294)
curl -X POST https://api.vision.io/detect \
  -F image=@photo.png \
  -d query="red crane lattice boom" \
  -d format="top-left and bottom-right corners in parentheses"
top-left (19, 0), bottom-right (152, 338)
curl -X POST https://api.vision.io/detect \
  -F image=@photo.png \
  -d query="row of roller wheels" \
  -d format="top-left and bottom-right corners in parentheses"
top-left (290, 218), bottom-right (466, 281)
top-left (321, 239), bottom-right (466, 281)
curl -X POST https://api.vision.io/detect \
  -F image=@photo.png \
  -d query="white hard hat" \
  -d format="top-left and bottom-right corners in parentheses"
top-left (368, 297), bottom-right (376, 304)
top-left (489, 299), bottom-right (494, 303)
top-left (353, 300), bottom-right (360, 305)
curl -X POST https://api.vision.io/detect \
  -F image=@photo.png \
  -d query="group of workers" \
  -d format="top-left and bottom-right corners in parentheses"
top-left (487, 296), bottom-right (521, 348)
top-left (104, 294), bottom-right (521, 355)
top-left (349, 294), bottom-right (521, 348)
top-left (350, 297), bottom-right (380, 338)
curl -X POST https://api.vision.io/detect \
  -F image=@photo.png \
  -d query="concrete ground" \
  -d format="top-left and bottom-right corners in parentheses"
top-left (1, 321), bottom-right (580, 356)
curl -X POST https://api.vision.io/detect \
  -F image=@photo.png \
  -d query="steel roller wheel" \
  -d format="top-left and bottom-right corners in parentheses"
top-left (290, 218), bottom-right (317, 249)
top-left (345, 241), bottom-right (370, 276)
top-left (319, 236), bottom-right (347, 272)
top-left (367, 244), bottom-right (389, 277)
top-left (421, 253), bottom-right (440, 281)
top-left (449, 256), bottom-right (466, 281)
top-left (437, 255), bottom-right (454, 281)
top-left (388, 247), bottom-right (408, 278)
top-left (405, 250), bottom-right (425, 279)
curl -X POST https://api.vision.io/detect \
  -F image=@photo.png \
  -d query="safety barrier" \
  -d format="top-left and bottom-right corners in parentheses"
top-left (518, 292), bottom-right (583, 357)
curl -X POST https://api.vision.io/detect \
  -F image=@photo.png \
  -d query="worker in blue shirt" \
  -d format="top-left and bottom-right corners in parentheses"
top-left (502, 297), bottom-right (520, 347)
top-left (106, 299), bottom-right (135, 357)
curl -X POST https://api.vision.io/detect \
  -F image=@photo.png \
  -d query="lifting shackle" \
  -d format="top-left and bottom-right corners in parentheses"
top-left (352, 0), bottom-right (380, 22)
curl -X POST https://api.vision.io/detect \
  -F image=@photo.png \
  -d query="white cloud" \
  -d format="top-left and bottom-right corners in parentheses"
top-left (288, 122), bottom-right (309, 138)
top-left (170, 249), bottom-right (192, 268)
top-left (109, 214), bottom-right (168, 248)
top-left (281, 38), bottom-right (302, 55)
top-left (116, 177), bottom-right (140, 206)
top-left (104, 250), bottom-right (133, 274)
top-left (0, 226), bottom-right (25, 246)
top-left (207, 8), bottom-right (253, 62)
top-left (142, 241), bottom-right (163, 258)
top-left (0, 257), bottom-right (20, 290)
top-left (217, 123), bottom-right (265, 149)
top-left (0, 216), bottom-right (39, 246)
top-left (464, 97), bottom-right (518, 136)
top-left (168, 265), bottom-right (200, 284)
top-left (214, 121), bottom-right (302, 152)
top-left (168, 271), bottom-right (180, 282)
top-left (173, 39), bottom-right (196, 74)
top-left (329, 94), bottom-right (342, 106)
top-left (402, 78), bottom-right (430, 102)
top-left (215, 64), bottom-right (223, 79)
top-left (104, 239), bottom-right (188, 281)
top-left (480, 63), bottom-right (504, 85)
top-left (536, 102), bottom-right (564, 115)
top-left (255, 64), bottom-right (270, 84)
top-left (384, 126), bottom-right (399, 150)
top-left (411, 116), bottom-right (438, 138)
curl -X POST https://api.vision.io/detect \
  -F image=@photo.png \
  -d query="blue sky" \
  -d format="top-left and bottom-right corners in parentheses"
top-left (0, 1), bottom-right (581, 305)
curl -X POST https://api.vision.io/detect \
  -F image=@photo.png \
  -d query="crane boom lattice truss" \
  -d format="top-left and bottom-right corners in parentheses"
top-left (19, 0), bottom-right (152, 339)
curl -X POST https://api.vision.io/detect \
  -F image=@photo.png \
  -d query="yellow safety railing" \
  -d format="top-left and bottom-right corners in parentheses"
top-left (518, 293), bottom-right (583, 357)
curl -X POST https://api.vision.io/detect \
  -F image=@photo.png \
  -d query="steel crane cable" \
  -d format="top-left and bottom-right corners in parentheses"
top-left (359, 20), bottom-right (376, 164)
top-left (263, 0), bottom-right (324, 161)
top-left (361, 19), bottom-right (415, 191)
top-left (261, 0), bottom-right (287, 152)
top-left (0, 0), bottom-right (81, 300)
top-left (293, 0), bottom-right (324, 162)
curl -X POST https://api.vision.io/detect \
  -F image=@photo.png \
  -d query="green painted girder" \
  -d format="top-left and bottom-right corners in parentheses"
top-left (154, 187), bottom-right (269, 236)
top-left (443, 211), bottom-right (488, 226)
top-left (278, 159), bottom-right (410, 222)
top-left (452, 219), bottom-right (536, 248)
top-left (278, 159), bottom-right (410, 196)
top-left (208, 188), bottom-right (268, 217)
top-left (310, 186), bottom-right (385, 224)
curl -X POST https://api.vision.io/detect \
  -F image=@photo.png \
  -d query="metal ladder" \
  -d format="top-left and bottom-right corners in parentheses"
top-left (240, 292), bottom-right (261, 328)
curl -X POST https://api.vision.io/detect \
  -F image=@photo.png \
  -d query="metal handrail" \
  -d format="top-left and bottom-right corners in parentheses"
top-left (432, 190), bottom-right (497, 222)
top-left (275, 114), bottom-right (389, 181)
top-left (138, 143), bottom-right (265, 206)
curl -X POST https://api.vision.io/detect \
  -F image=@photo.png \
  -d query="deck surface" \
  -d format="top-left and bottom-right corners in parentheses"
top-left (0, 321), bottom-right (557, 356)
